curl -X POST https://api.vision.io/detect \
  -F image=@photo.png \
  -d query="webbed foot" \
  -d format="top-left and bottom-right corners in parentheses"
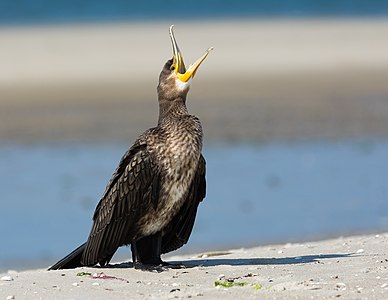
top-left (133, 261), bottom-right (170, 272)
top-left (133, 261), bottom-right (187, 272)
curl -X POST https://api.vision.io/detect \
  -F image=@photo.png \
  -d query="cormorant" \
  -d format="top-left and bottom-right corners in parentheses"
top-left (49, 25), bottom-right (213, 271)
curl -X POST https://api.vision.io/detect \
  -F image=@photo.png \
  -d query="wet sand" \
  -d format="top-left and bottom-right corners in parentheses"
top-left (1, 233), bottom-right (388, 299)
top-left (1, 19), bottom-right (388, 143)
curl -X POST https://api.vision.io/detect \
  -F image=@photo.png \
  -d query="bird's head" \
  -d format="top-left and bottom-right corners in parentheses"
top-left (158, 25), bottom-right (213, 100)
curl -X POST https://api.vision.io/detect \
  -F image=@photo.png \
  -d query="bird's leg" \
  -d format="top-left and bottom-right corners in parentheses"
top-left (131, 233), bottom-right (169, 272)
top-left (131, 242), bottom-right (140, 265)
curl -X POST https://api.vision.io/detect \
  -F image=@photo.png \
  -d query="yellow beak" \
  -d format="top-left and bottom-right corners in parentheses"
top-left (169, 25), bottom-right (213, 83)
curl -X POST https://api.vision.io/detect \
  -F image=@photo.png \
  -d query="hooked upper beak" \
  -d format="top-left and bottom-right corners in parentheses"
top-left (169, 25), bottom-right (213, 83)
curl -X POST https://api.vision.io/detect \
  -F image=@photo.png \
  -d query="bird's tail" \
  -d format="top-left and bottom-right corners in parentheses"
top-left (48, 243), bottom-right (86, 270)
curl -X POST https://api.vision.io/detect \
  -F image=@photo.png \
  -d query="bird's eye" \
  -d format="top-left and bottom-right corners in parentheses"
top-left (170, 65), bottom-right (175, 71)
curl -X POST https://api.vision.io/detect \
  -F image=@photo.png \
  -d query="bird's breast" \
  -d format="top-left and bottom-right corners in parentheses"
top-left (138, 121), bottom-right (202, 237)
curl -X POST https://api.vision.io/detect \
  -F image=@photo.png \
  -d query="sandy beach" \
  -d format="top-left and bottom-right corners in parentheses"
top-left (1, 19), bottom-right (388, 142)
top-left (1, 232), bottom-right (387, 299)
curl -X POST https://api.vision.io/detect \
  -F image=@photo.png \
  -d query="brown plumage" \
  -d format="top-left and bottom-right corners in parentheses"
top-left (49, 26), bottom-right (211, 271)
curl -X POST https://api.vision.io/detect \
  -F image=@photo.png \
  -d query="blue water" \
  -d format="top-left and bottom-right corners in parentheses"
top-left (0, 139), bottom-right (387, 270)
top-left (0, 0), bottom-right (388, 26)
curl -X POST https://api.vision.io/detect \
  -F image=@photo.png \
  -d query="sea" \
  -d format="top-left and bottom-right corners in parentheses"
top-left (0, 0), bottom-right (388, 26)
top-left (0, 139), bottom-right (387, 271)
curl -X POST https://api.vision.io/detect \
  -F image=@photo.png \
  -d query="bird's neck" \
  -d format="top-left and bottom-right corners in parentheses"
top-left (158, 97), bottom-right (189, 125)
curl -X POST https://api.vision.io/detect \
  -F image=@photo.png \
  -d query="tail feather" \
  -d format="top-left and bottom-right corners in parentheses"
top-left (48, 243), bottom-right (86, 270)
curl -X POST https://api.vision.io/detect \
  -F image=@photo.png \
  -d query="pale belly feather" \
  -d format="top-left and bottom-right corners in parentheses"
top-left (138, 136), bottom-right (200, 237)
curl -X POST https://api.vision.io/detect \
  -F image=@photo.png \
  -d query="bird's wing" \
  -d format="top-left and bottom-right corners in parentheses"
top-left (161, 154), bottom-right (206, 254)
top-left (81, 141), bottom-right (160, 266)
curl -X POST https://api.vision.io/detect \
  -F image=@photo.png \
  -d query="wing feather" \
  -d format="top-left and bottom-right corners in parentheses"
top-left (81, 142), bottom-right (160, 266)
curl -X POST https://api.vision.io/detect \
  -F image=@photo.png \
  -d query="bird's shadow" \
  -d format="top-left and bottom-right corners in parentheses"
top-left (179, 253), bottom-right (353, 267)
top-left (107, 253), bottom-right (353, 269)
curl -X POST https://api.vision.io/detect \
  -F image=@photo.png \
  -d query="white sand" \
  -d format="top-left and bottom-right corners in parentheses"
top-left (1, 232), bottom-right (387, 299)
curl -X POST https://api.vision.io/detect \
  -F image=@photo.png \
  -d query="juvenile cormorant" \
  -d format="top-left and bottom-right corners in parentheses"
top-left (49, 26), bottom-right (213, 271)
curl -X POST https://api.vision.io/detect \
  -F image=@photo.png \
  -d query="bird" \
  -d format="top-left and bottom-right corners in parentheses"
top-left (48, 25), bottom-right (213, 271)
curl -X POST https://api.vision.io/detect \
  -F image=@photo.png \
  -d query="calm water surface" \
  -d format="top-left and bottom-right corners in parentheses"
top-left (0, 139), bottom-right (387, 270)
top-left (1, 0), bottom-right (388, 25)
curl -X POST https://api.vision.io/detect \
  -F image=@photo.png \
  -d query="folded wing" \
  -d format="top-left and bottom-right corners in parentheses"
top-left (81, 141), bottom-right (160, 266)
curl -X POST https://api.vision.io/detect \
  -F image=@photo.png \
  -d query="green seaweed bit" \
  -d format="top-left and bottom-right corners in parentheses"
top-left (214, 281), bottom-right (262, 290)
top-left (76, 272), bottom-right (92, 277)
top-left (214, 280), bottom-right (249, 288)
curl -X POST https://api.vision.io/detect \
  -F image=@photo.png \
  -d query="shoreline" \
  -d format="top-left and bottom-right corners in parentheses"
top-left (1, 232), bottom-right (387, 299)
top-left (2, 69), bottom-right (388, 143)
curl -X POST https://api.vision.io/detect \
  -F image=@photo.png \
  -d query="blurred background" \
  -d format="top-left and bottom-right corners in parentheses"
top-left (1, 0), bottom-right (388, 271)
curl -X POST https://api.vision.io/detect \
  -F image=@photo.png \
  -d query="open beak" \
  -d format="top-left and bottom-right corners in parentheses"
top-left (169, 25), bottom-right (213, 83)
